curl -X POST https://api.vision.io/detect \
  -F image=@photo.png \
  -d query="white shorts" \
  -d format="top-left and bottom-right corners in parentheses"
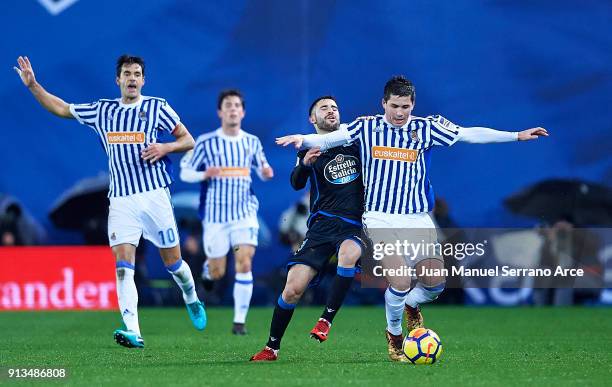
top-left (363, 211), bottom-right (440, 263)
top-left (203, 214), bottom-right (259, 258)
top-left (363, 211), bottom-right (437, 229)
top-left (108, 187), bottom-right (179, 248)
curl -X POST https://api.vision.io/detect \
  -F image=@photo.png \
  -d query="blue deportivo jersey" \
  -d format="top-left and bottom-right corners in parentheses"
top-left (69, 96), bottom-right (180, 197)
top-left (344, 114), bottom-right (460, 214)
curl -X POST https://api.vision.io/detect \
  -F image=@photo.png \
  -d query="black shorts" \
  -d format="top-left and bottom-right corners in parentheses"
top-left (287, 215), bottom-right (365, 282)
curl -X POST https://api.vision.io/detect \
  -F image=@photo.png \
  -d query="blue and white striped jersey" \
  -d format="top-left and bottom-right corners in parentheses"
top-left (187, 128), bottom-right (270, 223)
top-left (344, 114), bottom-right (461, 214)
top-left (69, 96), bottom-right (180, 197)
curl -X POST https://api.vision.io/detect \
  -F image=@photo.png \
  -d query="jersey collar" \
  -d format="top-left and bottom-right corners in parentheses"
top-left (216, 127), bottom-right (245, 141)
top-left (118, 96), bottom-right (143, 108)
top-left (382, 115), bottom-right (412, 130)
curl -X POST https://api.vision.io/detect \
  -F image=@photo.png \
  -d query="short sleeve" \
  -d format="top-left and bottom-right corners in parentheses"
top-left (69, 101), bottom-right (100, 126)
top-left (344, 119), bottom-right (365, 144)
top-left (158, 101), bottom-right (181, 132)
top-left (428, 115), bottom-right (461, 147)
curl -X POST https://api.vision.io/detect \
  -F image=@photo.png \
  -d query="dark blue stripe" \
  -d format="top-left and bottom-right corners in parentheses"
top-left (306, 168), bottom-right (321, 227)
top-left (337, 266), bottom-right (356, 278)
top-left (277, 295), bottom-right (296, 310)
top-left (165, 258), bottom-right (183, 272)
top-left (116, 261), bottom-right (135, 270)
top-left (316, 210), bottom-right (362, 226)
top-left (235, 279), bottom-right (253, 285)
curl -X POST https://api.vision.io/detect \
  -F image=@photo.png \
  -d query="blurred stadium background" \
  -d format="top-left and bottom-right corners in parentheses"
top-left (0, 0), bottom-right (611, 310)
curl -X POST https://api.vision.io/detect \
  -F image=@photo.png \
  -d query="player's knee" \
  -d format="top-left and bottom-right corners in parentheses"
top-left (234, 245), bottom-right (255, 261)
top-left (235, 259), bottom-right (252, 273)
top-left (282, 284), bottom-right (304, 304)
top-left (209, 264), bottom-right (225, 280)
top-left (338, 250), bottom-right (360, 267)
top-left (418, 275), bottom-right (445, 289)
top-left (416, 258), bottom-right (445, 288)
top-left (337, 240), bottom-right (362, 267)
top-left (113, 248), bottom-right (134, 263)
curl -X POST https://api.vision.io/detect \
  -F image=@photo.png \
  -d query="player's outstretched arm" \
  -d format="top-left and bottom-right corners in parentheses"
top-left (276, 129), bottom-right (349, 151)
top-left (276, 134), bottom-right (305, 149)
top-left (14, 56), bottom-right (73, 118)
top-left (142, 123), bottom-right (195, 163)
top-left (458, 126), bottom-right (548, 143)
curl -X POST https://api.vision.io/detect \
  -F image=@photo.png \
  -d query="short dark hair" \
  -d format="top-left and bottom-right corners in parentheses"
top-left (383, 75), bottom-right (415, 102)
top-left (217, 89), bottom-right (245, 110)
top-left (116, 55), bottom-right (145, 77)
top-left (309, 95), bottom-right (337, 117)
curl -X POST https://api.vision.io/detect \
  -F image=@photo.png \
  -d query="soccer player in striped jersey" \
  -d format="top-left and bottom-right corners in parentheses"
top-left (180, 89), bottom-right (273, 335)
top-left (250, 96), bottom-right (364, 361)
top-left (276, 75), bottom-right (548, 361)
top-left (14, 55), bottom-right (207, 348)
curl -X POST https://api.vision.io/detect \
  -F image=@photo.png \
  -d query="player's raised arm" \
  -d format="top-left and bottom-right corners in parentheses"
top-left (14, 56), bottom-right (73, 118)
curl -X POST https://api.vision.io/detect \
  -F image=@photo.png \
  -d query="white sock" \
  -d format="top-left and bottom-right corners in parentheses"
top-left (116, 264), bottom-right (140, 335)
top-left (405, 282), bottom-right (445, 308)
top-left (385, 287), bottom-right (408, 336)
top-left (166, 259), bottom-right (198, 304)
top-left (233, 271), bottom-right (253, 324)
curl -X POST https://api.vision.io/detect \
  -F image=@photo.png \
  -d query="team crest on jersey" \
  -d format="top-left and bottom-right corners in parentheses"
top-left (324, 154), bottom-right (360, 184)
top-left (110, 232), bottom-right (116, 241)
top-left (138, 110), bottom-right (148, 121)
top-left (411, 130), bottom-right (419, 141)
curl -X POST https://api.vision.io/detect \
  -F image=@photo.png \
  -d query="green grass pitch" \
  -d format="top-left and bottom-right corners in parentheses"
top-left (1, 307), bottom-right (611, 386)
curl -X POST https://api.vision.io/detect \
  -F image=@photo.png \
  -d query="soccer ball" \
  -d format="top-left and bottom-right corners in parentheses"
top-left (402, 328), bottom-right (443, 364)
